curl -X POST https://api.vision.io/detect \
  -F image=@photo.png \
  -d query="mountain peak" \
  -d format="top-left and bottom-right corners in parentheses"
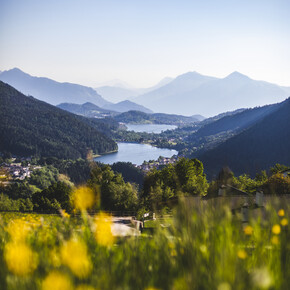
top-left (225, 71), bottom-right (250, 80)
top-left (175, 71), bottom-right (203, 81)
top-left (3, 67), bottom-right (26, 75)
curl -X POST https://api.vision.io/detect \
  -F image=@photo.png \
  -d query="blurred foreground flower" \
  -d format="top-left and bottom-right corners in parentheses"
top-left (278, 209), bottom-right (285, 217)
top-left (60, 238), bottom-right (92, 278)
top-left (281, 218), bottom-right (288, 226)
top-left (60, 209), bottom-right (70, 218)
top-left (42, 271), bottom-right (73, 290)
top-left (272, 224), bottom-right (281, 235)
top-left (243, 225), bottom-right (253, 235)
top-left (271, 236), bottom-right (279, 245)
top-left (95, 212), bottom-right (114, 246)
top-left (4, 242), bottom-right (38, 276)
top-left (74, 186), bottom-right (94, 210)
top-left (7, 219), bottom-right (31, 242)
top-left (237, 249), bottom-right (247, 259)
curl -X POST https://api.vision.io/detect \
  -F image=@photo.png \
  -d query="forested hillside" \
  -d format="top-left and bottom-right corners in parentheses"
top-left (114, 110), bottom-right (200, 125)
top-left (57, 102), bottom-right (117, 118)
top-left (191, 103), bottom-right (279, 139)
top-left (199, 98), bottom-right (290, 177)
top-left (0, 81), bottom-right (117, 159)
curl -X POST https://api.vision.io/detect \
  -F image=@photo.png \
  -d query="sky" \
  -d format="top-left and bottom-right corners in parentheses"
top-left (0, 0), bottom-right (289, 88)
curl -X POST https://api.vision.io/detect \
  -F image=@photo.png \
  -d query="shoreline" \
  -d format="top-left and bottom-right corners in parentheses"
top-left (93, 148), bottom-right (118, 158)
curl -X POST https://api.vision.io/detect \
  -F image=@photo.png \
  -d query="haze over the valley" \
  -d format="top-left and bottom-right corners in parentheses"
top-left (1, 68), bottom-right (289, 117)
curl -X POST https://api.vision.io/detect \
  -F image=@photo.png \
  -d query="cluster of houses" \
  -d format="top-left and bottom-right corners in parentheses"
top-left (0, 162), bottom-right (41, 185)
top-left (136, 155), bottom-right (178, 172)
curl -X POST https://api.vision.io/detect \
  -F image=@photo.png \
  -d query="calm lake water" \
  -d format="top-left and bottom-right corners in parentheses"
top-left (95, 143), bottom-right (178, 165)
top-left (126, 124), bottom-right (177, 134)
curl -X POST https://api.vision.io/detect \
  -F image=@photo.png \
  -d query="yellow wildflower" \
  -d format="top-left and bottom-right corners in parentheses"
top-left (272, 224), bottom-right (281, 235)
top-left (278, 209), bottom-right (285, 217)
top-left (271, 236), bottom-right (279, 245)
top-left (74, 186), bottom-right (94, 210)
top-left (95, 212), bottom-right (114, 246)
top-left (60, 238), bottom-right (92, 278)
top-left (237, 249), bottom-right (247, 259)
top-left (42, 271), bottom-right (73, 290)
top-left (281, 218), bottom-right (288, 226)
top-left (60, 209), bottom-right (70, 219)
top-left (4, 242), bottom-right (38, 276)
top-left (243, 225), bottom-right (253, 235)
top-left (6, 219), bottom-right (30, 242)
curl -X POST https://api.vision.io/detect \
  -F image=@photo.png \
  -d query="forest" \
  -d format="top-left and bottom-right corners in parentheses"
top-left (1, 154), bottom-right (289, 214)
top-left (0, 81), bottom-right (117, 159)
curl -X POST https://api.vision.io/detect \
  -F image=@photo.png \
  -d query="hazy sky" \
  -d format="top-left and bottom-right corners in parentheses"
top-left (0, 0), bottom-right (289, 88)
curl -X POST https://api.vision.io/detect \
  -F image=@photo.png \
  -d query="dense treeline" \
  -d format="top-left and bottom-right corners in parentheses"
top-left (88, 164), bottom-right (139, 212)
top-left (142, 158), bottom-right (208, 209)
top-left (207, 165), bottom-right (290, 197)
top-left (39, 157), bottom-right (92, 184)
top-left (0, 156), bottom-right (289, 214)
top-left (0, 81), bottom-right (117, 159)
top-left (111, 162), bottom-right (144, 188)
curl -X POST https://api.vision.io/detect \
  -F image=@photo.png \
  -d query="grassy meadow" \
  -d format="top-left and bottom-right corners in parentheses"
top-left (0, 190), bottom-right (289, 290)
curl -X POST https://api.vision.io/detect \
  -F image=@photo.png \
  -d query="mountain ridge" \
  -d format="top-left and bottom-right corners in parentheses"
top-left (103, 100), bottom-right (153, 114)
top-left (0, 68), bottom-right (110, 107)
top-left (95, 77), bottom-right (173, 103)
top-left (133, 71), bottom-right (290, 116)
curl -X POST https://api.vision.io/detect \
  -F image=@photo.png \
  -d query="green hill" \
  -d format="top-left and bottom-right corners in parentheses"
top-left (57, 102), bottom-right (118, 118)
top-left (0, 81), bottom-right (117, 159)
top-left (199, 98), bottom-right (290, 177)
top-left (114, 110), bottom-right (200, 125)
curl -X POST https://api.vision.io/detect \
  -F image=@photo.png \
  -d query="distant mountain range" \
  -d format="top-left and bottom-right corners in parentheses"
top-left (0, 68), bottom-right (109, 107)
top-left (2, 67), bottom-right (289, 118)
top-left (95, 77), bottom-right (173, 103)
top-left (133, 71), bottom-right (290, 116)
top-left (195, 98), bottom-right (290, 177)
top-left (0, 68), bottom-right (153, 114)
top-left (0, 81), bottom-right (117, 159)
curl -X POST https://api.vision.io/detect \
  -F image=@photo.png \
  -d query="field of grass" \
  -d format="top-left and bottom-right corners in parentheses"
top-left (0, 192), bottom-right (290, 289)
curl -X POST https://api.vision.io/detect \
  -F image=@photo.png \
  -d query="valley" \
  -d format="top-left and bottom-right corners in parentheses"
top-left (1, 1), bottom-right (290, 289)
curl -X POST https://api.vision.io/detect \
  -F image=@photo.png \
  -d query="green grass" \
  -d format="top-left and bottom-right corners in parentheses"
top-left (0, 197), bottom-right (290, 289)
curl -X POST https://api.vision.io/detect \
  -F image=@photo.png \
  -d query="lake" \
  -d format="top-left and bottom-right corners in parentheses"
top-left (126, 124), bottom-right (177, 134)
top-left (95, 143), bottom-right (178, 165)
